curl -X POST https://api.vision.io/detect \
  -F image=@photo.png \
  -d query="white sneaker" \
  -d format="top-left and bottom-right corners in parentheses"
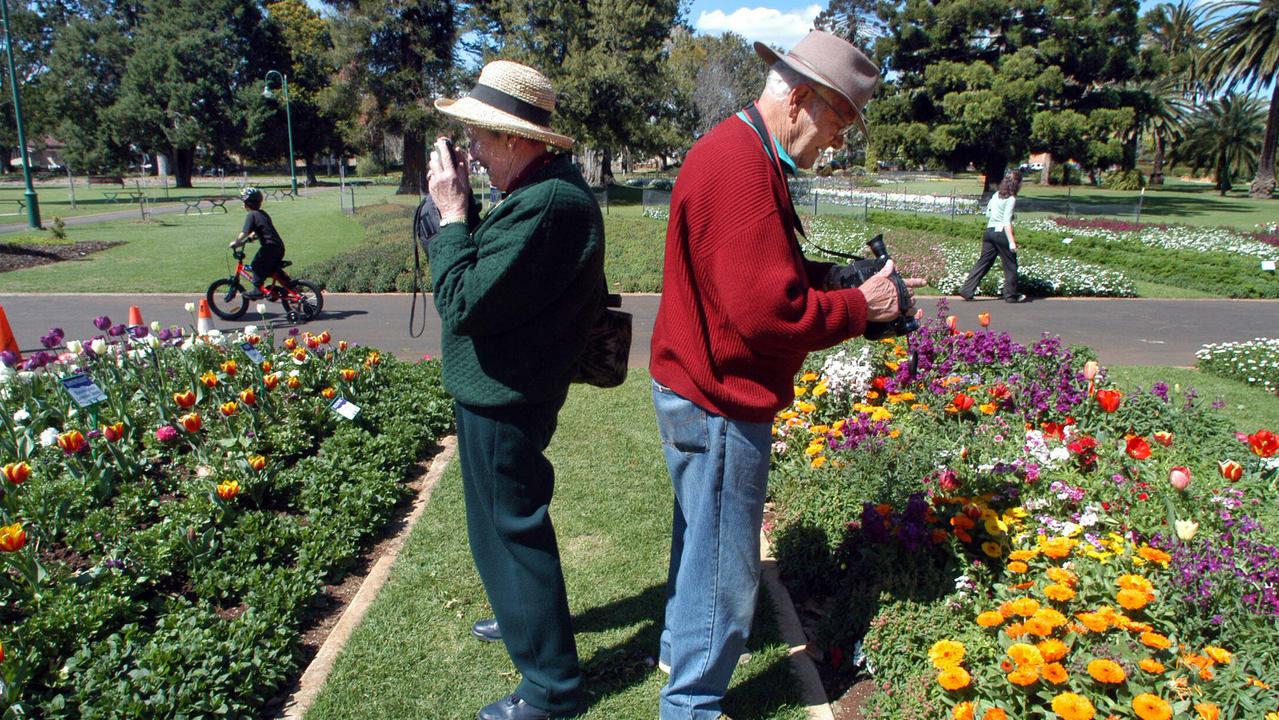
top-left (658, 659), bottom-right (671, 674)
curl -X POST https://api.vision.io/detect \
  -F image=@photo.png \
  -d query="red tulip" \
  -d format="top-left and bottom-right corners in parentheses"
top-left (238, 388), bottom-right (257, 407)
top-left (1152, 431), bottom-right (1173, 447)
top-left (261, 361), bottom-right (272, 373)
top-left (284, 337), bottom-right (298, 350)
top-left (0, 522), bottom-right (26, 552)
top-left (263, 373), bottom-right (280, 390)
top-left (216, 479), bottom-right (240, 501)
top-left (200, 371), bottom-right (218, 388)
top-left (2, 461), bottom-right (30, 485)
top-left (1126, 436), bottom-right (1152, 460)
top-left (245, 334), bottom-right (260, 345)
top-left (305, 334), bottom-right (321, 350)
top-left (1248, 429), bottom-right (1277, 458)
top-left (102, 422), bottom-right (125, 443)
top-left (57, 430), bottom-right (88, 455)
top-left (1096, 389), bottom-right (1122, 413)
top-left (1169, 466), bottom-right (1192, 491)
top-left (321, 386), bottom-right (337, 400)
top-left (174, 390), bottom-right (197, 409)
top-left (287, 376), bottom-right (301, 390)
top-left (179, 412), bottom-right (202, 433)
top-left (219, 401), bottom-right (238, 417)
top-left (318, 330), bottom-right (331, 345)
top-left (1218, 460), bottom-right (1243, 482)
top-left (952, 393), bottom-right (975, 412)
top-left (338, 340), bottom-right (349, 351)
top-left (247, 454), bottom-right (266, 471)
top-left (340, 368), bottom-right (357, 382)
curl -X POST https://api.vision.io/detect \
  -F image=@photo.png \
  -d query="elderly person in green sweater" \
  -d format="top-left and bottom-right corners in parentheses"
top-left (427, 60), bottom-right (605, 720)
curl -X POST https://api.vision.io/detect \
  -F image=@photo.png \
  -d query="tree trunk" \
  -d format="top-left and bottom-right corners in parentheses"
top-left (1216, 151), bottom-right (1231, 196)
top-left (1150, 135), bottom-right (1165, 187)
top-left (1249, 83), bottom-right (1278, 198)
top-left (580, 147), bottom-right (613, 187)
top-left (172, 146), bottom-right (195, 188)
top-left (982, 155), bottom-right (1006, 194)
top-left (304, 155), bottom-right (318, 186)
top-left (0, 148), bottom-right (11, 173)
top-left (1041, 156), bottom-right (1053, 186)
top-left (398, 131), bottom-right (426, 195)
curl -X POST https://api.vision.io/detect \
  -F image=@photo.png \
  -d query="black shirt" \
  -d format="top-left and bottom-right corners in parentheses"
top-left (241, 209), bottom-right (285, 250)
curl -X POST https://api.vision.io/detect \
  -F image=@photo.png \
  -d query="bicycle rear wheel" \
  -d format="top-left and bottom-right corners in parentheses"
top-left (284, 280), bottom-right (324, 323)
top-left (206, 279), bottom-right (249, 320)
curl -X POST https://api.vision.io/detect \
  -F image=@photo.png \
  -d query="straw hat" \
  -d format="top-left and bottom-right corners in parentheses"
top-left (434, 60), bottom-right (574, 149)
top-left (754, 30), bottom-right (880, 137)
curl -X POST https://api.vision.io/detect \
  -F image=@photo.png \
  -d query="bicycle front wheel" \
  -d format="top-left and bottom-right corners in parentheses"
top-left (206, 279), bottom-right (249, 320)
top-left (286, 280), bottom-right (324, 323)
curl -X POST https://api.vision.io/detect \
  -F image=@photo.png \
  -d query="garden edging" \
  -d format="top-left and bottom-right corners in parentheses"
top-left (760, 528), bottom-right (836, 720)
top-left (279, 435), bottom-right (458, 719)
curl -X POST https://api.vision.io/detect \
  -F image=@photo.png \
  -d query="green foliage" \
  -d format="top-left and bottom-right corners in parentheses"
top-left (1175, 93), bottom-right (1267, 195)
top-left (355, 154), bottom-right (387, 178)
top-left (300, 203), bottom-right (417, 292)
top-left (1102, 168), bottom-right (1145, 190)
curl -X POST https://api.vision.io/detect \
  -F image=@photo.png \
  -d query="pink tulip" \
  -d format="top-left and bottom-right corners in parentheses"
top-left (1083, 361), bottom-right (1099, 381)
top-left (1169, 466), bottom-right (1192, 491)
top-left (155, 425), bottom-right (179, 443)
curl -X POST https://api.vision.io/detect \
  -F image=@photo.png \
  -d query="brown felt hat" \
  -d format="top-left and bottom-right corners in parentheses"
top-left (435, 60), bottom-right (574, 149)
top-left (754, 30), bottom-right (879, 137)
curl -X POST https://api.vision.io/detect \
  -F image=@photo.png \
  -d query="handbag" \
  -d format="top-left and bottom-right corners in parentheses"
top-left (573, 292), bottom-right (631, 388)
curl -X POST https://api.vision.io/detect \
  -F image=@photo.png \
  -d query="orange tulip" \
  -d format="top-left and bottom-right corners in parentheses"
top-left (340, 368), bottom-right (356, 382)
top-left (220, 359), bottom-right (237, 376)
top-left (263, 373), bottom-right (280, 390)
top-left (952, 393), bottom-right (975, 412)
top-left (292, 348), bottom-right (308, 363)
top-left (977, 312), bottom-right (990, 327)
top-left (238, 388), bottom-right (257, 406)
top-left (1218, 459), bottom-right (1243, 482)
top-left (287, 376), bottom-right (301, 390)
top-left (174, 390), bottom-right (197, 408)
top-left (321, 386), bottom-right (337, 400)
top-left (247, 454), bottom-right (266, 471)
top-left (1152, 431), bottom-right (1173, 447)
top-left (57, 430), bottom-right (88, 454)
top-left (365, 351), bottom-right (382, 367)
top-left (1096, 389), bottom-right (1122, 413)
top-left (1248, 429), bottom-right (1277, 458)
top-left (283, 337), bottom-right (298, 350)
top-left (179, 412), bottom-right (202, 433)
top-left (260, 361), bottom-right (272, 373)
top-left (945, 315), bottom-right (958, 332)
top-left (200, 371), bottom-right (218, 388)
top-left (245, 334), bottom-right (260, 345)
top-left (102, 422), bottom-right (125, 443)
top-left (215, 479), bottom-right (240, 501)
top-left (219, 401), bottom-right (238, 417)
top-left (2, 461), bottom-right (31, 485)
top-left (0, 522), bottom-right (26, 552)
top-left (318, 330), bottom-right (331, 344)
top-left (338, 340), bottom-right (348, 351)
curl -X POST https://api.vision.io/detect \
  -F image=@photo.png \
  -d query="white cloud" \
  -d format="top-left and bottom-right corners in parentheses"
top-left (694, 5), bottom-right (823, 51)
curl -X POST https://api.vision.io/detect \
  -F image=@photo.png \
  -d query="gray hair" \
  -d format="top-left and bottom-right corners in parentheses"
top-left (763, 62), bottom-right (810, 99)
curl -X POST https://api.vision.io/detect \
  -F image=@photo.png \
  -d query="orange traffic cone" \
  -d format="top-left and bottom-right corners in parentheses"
top-left (0, 305), bottom-right (21, 363)
top-left (197, 299), bottom-right (214, 334)
top-left (127, 304), bottom-right (145, 328)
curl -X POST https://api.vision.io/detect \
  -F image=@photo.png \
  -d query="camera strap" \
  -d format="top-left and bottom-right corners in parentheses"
top-left (742, 104), bottom-right (806, 240)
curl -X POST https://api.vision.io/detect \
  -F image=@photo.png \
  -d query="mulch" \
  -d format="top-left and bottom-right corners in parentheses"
top-left (0, 241), bottom-right (121, 273)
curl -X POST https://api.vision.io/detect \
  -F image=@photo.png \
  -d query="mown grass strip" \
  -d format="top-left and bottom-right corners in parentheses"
top-left (305, 370), bottom-right (808, 720)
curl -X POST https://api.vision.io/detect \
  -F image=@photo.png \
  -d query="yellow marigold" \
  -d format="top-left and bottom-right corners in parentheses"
top-left (1140, 632), bottom-right (1172, 650)
top-left (1248, 676), bottom-right (1272, 690)
top-left (1009, 597), bottom-right (1041, 617)
top-left (1041, 537), bottom-right (1076, 559)
top-left (800, 372), bottom-right (819, 382)
top-left (938, 666), bottom-right (972, 691)
top-left (1132, 693), bottom-right (1173, 720)
top-left (1139, 658), bottom-right (1166, 673)
top-left (1009, 549), bottom-right (1038, 561)
top-left (1035, 607), bottom-right (1067, 628)
top-left (929, 640), bottom-right (966, 669)
top-left (982, 709), bottom-right (1008, 720)
top-left (976, 611), bottom-right (1005, 628)
top-left (1051, 692), bottom-right (1096, 720)
top-left (794, 385), bottom-right (807, 397)
top-left (1117, 588), bottom-right (1153, 611)
top-left (1203, 646), bottom-right (1232, 665)
top-left (1007, 560), bottom-right (1029, 573)
top-left (1038, 638), bottom-right (1068, 662)
top-left (1195, 703), bottom-right (1220, 720)
top-left (812, 382), bottom-right (828, 396)
top-left (1087, 658), bottom-right (1126, 684)
top-left (953, 701), bottom-right (976, 720)
top-left (1076, 612), bottom-right (1109, 633)
top-left (1008, 642), bottom-right (1045, 668)
top-left (983, 541), bottom-right (1004, 558)
top-left (1043, 662), bottom-right (1069, 684)
top-left (1047, 567), bottom-right (1079, 586)
top-left (1007, 666), bottom-right (1039, 686)
top-left (1138, 546), bottom-right (1172, 565)
top-left (796, 401), bottom-right (817, 413)
top-left (1044, 584), bottom-right (1077, 602)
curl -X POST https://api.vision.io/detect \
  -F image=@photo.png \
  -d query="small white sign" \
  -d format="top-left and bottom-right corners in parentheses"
top-left (1262, 260), bottom-right (1276, 272)
top-left (240, 342), bottom-right (266, 363)
top-left (60, 374), bottom-right (108, 408)
top-left (329, 397), bottom-right (361, 420)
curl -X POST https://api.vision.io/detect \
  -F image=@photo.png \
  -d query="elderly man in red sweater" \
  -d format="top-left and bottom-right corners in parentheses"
top-left (649, 30), bottom-right (921, 719)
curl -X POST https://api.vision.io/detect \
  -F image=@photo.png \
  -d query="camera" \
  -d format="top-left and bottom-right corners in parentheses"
top-left (827, 234), bottom-right (919, 341)
top-left (441, 137), bottom-right (458, 165)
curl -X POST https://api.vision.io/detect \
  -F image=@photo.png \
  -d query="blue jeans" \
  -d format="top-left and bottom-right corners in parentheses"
top-left (652, 380), bottom-right (772, 720)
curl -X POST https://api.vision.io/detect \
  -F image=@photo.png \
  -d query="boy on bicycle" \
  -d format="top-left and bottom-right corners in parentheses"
top-left (229, 187), bottom-right (287, 300)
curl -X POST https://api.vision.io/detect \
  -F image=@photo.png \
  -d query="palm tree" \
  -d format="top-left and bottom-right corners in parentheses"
top-left (1202, 0), bottom-right (1279, 197)
top-left (1130, 78), bottom-right (1192, 185)
top-left (1175, 94), bottom-right (1266, 195)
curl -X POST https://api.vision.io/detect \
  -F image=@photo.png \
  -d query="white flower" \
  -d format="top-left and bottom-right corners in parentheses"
top-left (1049, 446), bottom-right (1070, 462)
top-left (146, 336), bottom-right (161, 349)
top-left (0, 364), bottom-right (13, 384)
top-left (288, 369), bottom-right (300, 377)
top-left (150, 321), bottom-right (161, 333)
top-left (206, 328), bottom-right (223, 339)
top-left (180, 339), bottom-right (195, 351)
top-left (90, 338), bottom-right (107, 355)
top-left (184, 302), bottom-right (196, 313)
top-left (1062, 237), bottom-right (1073, 244)
top-left (256, 303), bottom-right (267, 315)
top-left (39, 427), bottom-right (60, 447)
top-left (1175, 519), bottom-right (1199, 541)
top-left (243, 325), bottom-right (258, 336)
top-left (13, 408), bottom-right (30, 423)
top-left (66, 340), bottom-right (83, 355)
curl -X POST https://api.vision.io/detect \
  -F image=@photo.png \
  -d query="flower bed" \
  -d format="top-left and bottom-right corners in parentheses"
top-left (1024, 218), bottom-right (1279, 264)
top-left (1196, 338), bottom-right (1279, 396)
top-left (767, 302), bottom-right (1279, 719)
top-left (0, 315), bottom-right (452, 715)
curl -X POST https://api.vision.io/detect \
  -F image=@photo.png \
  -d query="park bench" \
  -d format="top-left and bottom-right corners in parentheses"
top-left (265, 187), bottom-right (297, 201)
top-left (179, 196), bottom-right (235, 215)
top-left (0, 198), bottom-right (26, 216)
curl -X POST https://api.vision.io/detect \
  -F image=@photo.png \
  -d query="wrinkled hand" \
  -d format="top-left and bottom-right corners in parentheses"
top-left (427, 137), bottom-right (470, 223)
top-left (857, 260), bottom-right (926, 322)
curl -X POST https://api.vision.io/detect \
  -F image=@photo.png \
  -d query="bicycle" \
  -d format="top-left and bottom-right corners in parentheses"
top-left (205, 242), bottom-right (324, 323)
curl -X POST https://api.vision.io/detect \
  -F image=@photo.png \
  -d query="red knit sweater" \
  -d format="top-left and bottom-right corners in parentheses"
top-left (649, 113), bottom-right (869, 423)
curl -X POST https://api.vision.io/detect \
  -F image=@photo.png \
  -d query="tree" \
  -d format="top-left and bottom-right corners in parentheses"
top-left (813, 0), bottom-right (884, 52)
top-left (1202, 0), bottom-right (1279, 197)
top-left (326, 0), bottom-right (456, 194)
top-left (666, 29), bottom-right (761, 141)
top-left (1175, 93), bottom-right (1266, 195)
top-left (0, 2), bottom-right (49, 173)
top-left (1127, 78), bottom-right (1191, 185)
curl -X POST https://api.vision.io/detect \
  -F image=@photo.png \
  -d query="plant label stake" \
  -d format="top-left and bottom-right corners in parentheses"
top-left (329, 397), bottom-right (360, 420)
top-left (60, 373), bottom-right (108, 408)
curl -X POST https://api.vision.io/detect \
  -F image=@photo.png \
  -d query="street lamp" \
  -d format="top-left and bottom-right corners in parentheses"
top-left (262, 69), bottom-right (297, 195)
top-left (1, 0), bottom-right (40, 229)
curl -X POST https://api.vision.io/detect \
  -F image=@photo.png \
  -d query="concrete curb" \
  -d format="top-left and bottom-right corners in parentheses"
top-left (759, 529), bottom-right (835, 720)
top-left (279, 435), bottom-right (457, 719)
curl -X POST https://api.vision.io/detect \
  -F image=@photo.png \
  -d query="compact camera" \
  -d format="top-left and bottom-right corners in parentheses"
top-left (827, 234), bottom-right (919, 341)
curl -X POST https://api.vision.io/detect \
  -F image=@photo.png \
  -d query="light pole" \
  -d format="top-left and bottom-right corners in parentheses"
top-left (263, 69), bottom-right (297, 195)
top-left (1, 0), bottom-right (40, 229)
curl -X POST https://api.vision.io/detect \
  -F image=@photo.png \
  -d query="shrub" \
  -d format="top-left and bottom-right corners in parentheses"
top-left (1102, 168), bottom-right (1144, 191)
top-left (354, 155), bottom-right (386, 177)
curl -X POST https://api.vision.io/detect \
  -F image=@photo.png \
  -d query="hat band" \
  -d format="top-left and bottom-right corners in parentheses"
top-left (468, 83), bottom-right (552, 127)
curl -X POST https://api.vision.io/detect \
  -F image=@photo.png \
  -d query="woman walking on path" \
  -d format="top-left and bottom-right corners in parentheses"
top-left (958, 171), bottom-right (1028, 303)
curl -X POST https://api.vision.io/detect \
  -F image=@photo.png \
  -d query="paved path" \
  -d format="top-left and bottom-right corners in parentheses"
top-left (0, 293), bottom-right (1275, 368)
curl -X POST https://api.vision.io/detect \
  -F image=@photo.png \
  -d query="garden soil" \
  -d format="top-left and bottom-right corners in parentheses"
top-left (0, 241), bottom-right (120, 273)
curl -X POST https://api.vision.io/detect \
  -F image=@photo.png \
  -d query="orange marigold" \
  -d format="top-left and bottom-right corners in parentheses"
top-left (1195, 703), bottom-right (1220, 720)
top-left (1132, 693), bottom-right (1173, 720)
top-left (1076, 612), bottom-right (1109, 633)
top-left (1051, 692), bottom-right (1096, 720)
top-left (1043, 662), bottom-right (1069, 684)
top-left (976, 611), bottom-right (1005, 628)
top-left (1009, 549), bottom-right (1038, 561)
top-left (1044, 584), bottom-right (1077, 602)
top-left (953, 701), bottom-right (976, 720)
top-left (1041, 537), bottom-right (1075, 559)
top-left (1035, 608), bottom-right (1068, 628)
top-left (1008, 666), bottom-right (1039, 686)
top-left (1138, 546), bottom-right (1172, 565)
top-left (930, 640), bottom-right (966, 669)
top-left (1117, 588), bottom-right (1152, 611)
top-left (1038, 638), bottom-right (1069, 662)
top-left (1139, 659), bottom-right (1166, 674)
top-left (982, 709), bottom-right (1008, 720)
top-left (1008, 643), bottom-right (1044, 667)
top-left (1141, 632), bottom-right (1172, 650)
top-left (939, 666), bottom-right (972, 691)
top-left (1007, 561), bottom-right (1029, 574)
top-left (1203, 646), bottom-right (1232, 665)
top-left (1024, 617), bottom-right (1053, 637)
top-left (1117, 574), bottom-right (1154, 593)
top-left (1047, 567), bottom-right (1079, 586)
top-left (1009, 598), bottom-right (1041, 617)
top-left (1087, 658), bottom-right (1126, 684)
top-left (1004, 622), bottom-right (1028, 639)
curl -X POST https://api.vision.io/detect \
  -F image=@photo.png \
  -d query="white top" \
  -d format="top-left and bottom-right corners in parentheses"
top-left (986, 194), bottom-right (1016, 229)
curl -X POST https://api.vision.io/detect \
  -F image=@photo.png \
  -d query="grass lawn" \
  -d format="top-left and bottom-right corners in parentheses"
top-left (0, 192), bottom-right (366, 292)
top-left (1106, 365), bottom-right (1279, 433)
top-left (305, 370), bottom-right (807, 720)
top-left (0, 175), bottom-right (324, 220)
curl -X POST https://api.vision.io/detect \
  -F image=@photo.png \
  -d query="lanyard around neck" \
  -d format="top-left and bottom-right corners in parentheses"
top-left (742, 103), bottom-right (806, 239)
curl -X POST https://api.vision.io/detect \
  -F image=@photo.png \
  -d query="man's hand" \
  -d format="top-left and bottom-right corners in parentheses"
top-left (428, 136), bottom-right (470, 224)
top-left (857, 260), bottom-right (926, 322)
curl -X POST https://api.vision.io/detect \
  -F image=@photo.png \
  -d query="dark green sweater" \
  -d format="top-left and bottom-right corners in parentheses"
top-left (429, 154), bottom-right (605, 407)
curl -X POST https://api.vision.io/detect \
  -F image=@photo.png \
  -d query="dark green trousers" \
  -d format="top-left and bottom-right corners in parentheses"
top-left (455, 398), bottom-right (581, 713)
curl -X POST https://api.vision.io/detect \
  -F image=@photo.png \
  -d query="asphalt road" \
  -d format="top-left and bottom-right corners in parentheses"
top-left (0, 292), bottom-right (1275, 368)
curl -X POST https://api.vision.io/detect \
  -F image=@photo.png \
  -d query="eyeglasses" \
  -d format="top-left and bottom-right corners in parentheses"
top-left (813, 90), bottom-right (859, 137)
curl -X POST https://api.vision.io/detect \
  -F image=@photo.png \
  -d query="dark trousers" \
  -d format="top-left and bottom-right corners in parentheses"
top-left (250, 244), bottom-right (285, 287)
top-left (959, 228), bottom-right (1019, 299)
top-left (455, 397), bottom-right (582, 713)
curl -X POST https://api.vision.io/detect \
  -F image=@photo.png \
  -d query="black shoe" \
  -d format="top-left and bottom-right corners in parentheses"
top-left (958, 293), bottom-right (974, 301)
top-left (1005, 294), bottom-right (1029, 303)
top-left (478, 694), bottom-right (551, 720)
top-left (471, 618), bottom-right (502, 642)
top-left (241, 288), bottom-right (264, 300)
